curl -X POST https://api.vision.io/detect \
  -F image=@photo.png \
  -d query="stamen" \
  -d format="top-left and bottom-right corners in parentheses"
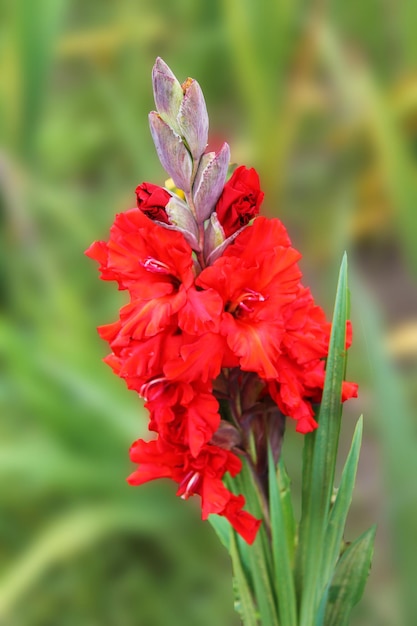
top-left (139, 377), bottom-right (166, 401)
top-left (228, 289), bottom-right (267, 315)
top-left (179, 471), bottom-right (201, 499)
top-left (141, 257), bottom-right (182, 290)
top-left (241, 288), bottom-right (266, 303)
top-left (238, 301), bottom-right (255, 313)
top-left (142, 257), bottom-right (172, 274)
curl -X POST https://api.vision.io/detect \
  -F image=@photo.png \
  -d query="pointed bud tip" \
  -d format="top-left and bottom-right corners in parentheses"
top-left (193, 142), bottom-right (231, 222)
top-left (153, 57), bottom-right (174, 76)
top-left (219, 141), bottom-right (231, 157)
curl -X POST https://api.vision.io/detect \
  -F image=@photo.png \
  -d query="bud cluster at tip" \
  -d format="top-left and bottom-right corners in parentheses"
top-left (149, 58), bottom-right (232, 262)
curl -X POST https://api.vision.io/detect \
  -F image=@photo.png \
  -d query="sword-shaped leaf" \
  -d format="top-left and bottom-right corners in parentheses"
top-left (324, 525), bottom-right (376, 626)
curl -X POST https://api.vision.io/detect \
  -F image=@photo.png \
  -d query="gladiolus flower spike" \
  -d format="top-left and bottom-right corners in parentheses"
top-left (86, 58), bottom-right (358, 546)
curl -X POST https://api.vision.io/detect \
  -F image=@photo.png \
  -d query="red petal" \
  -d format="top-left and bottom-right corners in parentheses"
top-left (223, 494), bottom-right (262, 545)
top-left (178, 287), bottom-right (223, 334)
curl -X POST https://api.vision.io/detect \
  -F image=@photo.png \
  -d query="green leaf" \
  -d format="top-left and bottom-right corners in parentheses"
top-left (324, 525), bottom-right (376, 626)
top-left (297, 254), bottom-right (350, 626)
top-left (247, 533), bottom-right (280, 626)
top-left (208, 514), bottom-right (231, 553)
top-left (268, 448), bottom-right (297, 626)
top-left (221, 464), bottom-right (279, 625)
top-left (229, 532), bottom-right (259, 626)
top-left (318, 417), bottom-right (363, 621)
top-left (234, 462), bottom-right (280, 626)
top-left (315, 590), bottom-right (328, 626)
top-left (277, 460), bottom-right (296, 566)
top-left (208, 515), bottom-right (263, 626)
top-left (224, 464), bottom-right (269, 582)
top-left (295, 428), bottom-right (314, 597)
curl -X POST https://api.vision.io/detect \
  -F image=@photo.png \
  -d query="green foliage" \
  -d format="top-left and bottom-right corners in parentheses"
top-left (230, 532), bottom-right (259, 626)
top-left (268, 455), bottom-right (297, 626)
top-left (324, 525), bottom-right (376, 626)
top-left (297, 255), bottom-right (352, 625)
top-left (321, 417), bottom-right (363, 588)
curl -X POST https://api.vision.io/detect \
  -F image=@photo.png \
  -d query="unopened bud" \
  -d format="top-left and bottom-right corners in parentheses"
top-left (164, 195), bottom-right (200, 251)
top-left (152, 57), bottom-right (183, 133)
top-left (177, 79), bottom-right (208, 162)
top-left (206, 222), bottom-right (249, 265)
top-left (149, 112), bottom-right (193, 193)
top-left (192, 142), bottom-right (230, 223)
top-left (204, 212), bottom-right (225, 261)
top-left (152, 58), bottom-right (209, 164)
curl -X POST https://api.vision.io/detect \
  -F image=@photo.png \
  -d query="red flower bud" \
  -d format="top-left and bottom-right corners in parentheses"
top-left (215, 166), bottom-right (264, 237)
top-left (135, 182), bottom-right (171, 224)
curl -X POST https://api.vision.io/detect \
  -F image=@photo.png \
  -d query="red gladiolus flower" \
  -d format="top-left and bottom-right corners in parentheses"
top-left (197, 217), bottom-right (303, 379)
top-left (86, 59), bottom-right (359, 546)
top-left (144, 379), bottom-right (221, 457)
top-left (128, 436), bottom-right (261, 544)
top-left (86, 204), bottom-right (358, 541)
top-left (215, 165), bottom-right (264, 237)
top-left (86, 209), bottom-right (222, 339)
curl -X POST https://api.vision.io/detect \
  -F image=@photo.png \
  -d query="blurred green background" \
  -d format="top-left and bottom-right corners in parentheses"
top-left (1, 1), bottom-right (417, 625)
